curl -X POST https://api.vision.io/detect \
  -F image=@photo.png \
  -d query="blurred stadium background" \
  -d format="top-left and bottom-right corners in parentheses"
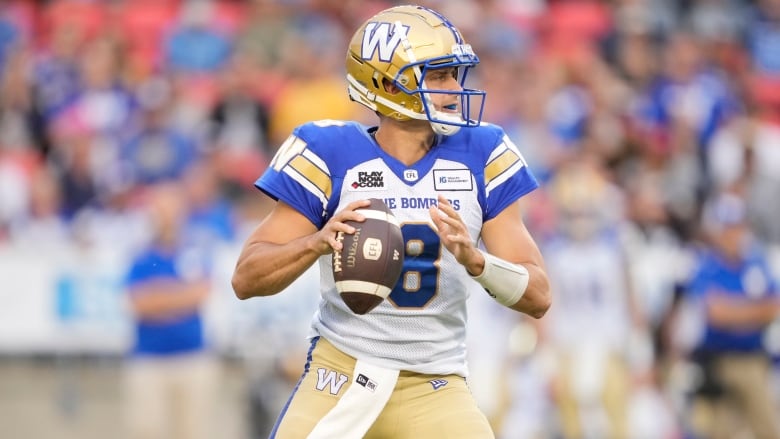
top-left (1, 0), bottom-right (780, 438)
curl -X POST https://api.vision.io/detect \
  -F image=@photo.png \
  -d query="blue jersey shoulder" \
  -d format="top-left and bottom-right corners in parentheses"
top-left (294, 119), bottom-right (371, 151)
top-left (257, 120), bottom-right (377, 227)
top-left (293, 120), bottom-right (377, 172)
top-left (439, 122), bottom-right (504, 155)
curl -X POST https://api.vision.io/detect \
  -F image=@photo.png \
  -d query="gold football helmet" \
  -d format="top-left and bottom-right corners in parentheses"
top-left (346, 5), bottom-right (485, 135)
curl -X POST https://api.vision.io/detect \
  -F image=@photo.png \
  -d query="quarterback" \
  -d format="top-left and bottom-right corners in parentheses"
top-left (232, 5), bottom-right (551, 438)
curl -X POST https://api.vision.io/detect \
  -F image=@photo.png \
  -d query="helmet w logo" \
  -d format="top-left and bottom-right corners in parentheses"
top-left (361, 22), bottom-right (409, 62)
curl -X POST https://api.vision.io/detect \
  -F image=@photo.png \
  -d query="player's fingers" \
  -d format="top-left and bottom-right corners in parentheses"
top-left (431, 202), bottom-right (459, 225)
top-left (336, 212), bottom-right (365, 227)
top-left (330, 221), bottom-right (358, 235)
top-left (428, 207), bottom-right (448, 234)
top-left (335, 199), bottom-right (371, 224)
top-left (327, 221), bottom-right (364, 250)
top-left (347, 198), bottom-right (372, 213)
top-left (313, 228), bottom-right (342, 254)
top-left (436, 196), bottom-right (461, 219)
top-left (435, 213), bottom-right (467, 235)
top-left (446, 231), bottom-right (469, 242)
top-left (330, 231), bottom-right (345, 251)
top-left (436, 213), bottom-right (464, 227)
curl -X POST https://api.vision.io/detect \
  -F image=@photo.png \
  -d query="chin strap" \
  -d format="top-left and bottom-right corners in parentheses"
top-left (430, 115), bottom-right (462, 135)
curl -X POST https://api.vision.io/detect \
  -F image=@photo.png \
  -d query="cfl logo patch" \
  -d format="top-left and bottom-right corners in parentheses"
top-left (429, 379), bottom-right (448, 390)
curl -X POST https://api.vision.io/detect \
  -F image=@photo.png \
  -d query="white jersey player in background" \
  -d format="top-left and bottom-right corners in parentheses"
top-left (231, 5), bottom-right (551, 438)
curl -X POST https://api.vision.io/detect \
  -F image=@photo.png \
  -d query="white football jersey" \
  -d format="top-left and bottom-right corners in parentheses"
top-left (257, 120), bottom-right (537, 376)
top-left (543, 236), bottom-right (632, 352)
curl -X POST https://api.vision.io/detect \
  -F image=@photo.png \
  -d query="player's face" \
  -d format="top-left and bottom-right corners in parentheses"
top-left (715, 223), bottom-right (749, 258)
top-left (423, 67), bottom-right (462, 113)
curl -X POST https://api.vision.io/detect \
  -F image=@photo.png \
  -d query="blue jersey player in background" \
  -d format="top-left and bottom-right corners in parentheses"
top-left (231, 5), bottom-right (551, 438)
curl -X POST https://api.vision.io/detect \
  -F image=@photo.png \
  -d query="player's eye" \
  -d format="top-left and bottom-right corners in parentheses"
top-left (427, 68), bottom-right (457, 81)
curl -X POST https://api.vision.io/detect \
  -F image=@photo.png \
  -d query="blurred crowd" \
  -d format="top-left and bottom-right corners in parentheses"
top-left (1, 0), bottom-right (780, 438)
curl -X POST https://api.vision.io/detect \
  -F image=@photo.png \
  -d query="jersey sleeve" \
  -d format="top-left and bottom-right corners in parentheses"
top-left (255, 123), bottom-right (336, 229)
top-left (481, 129), bottom-right (539, 221)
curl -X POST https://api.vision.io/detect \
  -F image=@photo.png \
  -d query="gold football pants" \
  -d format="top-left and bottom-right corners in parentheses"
top-left (269, 336), bottom-right (494, 438)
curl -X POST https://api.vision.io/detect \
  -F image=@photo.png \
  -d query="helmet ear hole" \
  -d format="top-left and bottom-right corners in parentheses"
top-left (381, 78), bottom-right (399, 94)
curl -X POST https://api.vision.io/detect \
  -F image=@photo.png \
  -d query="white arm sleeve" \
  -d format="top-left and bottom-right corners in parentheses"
top-left (470, 249), bottom-right (529, 307)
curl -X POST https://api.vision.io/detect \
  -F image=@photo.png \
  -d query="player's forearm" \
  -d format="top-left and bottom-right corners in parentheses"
top-left (468, 248), bottom-right (551, 319)
top-left (508, 263), bottom-right (551, 319)
top-left (131, 280), bottom-right (209, 319)
top-left (707, 297), bottom-right (780, 329)
top-left (232, 235), bottom-right (322, 299)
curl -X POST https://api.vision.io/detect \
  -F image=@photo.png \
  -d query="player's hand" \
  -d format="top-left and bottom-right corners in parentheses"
top-left (429, 195), bottom-right (483, 273)
top-left (312, 199), bottom-right (371, 255)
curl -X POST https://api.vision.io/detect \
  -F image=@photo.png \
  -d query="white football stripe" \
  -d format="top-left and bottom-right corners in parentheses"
top-left (335, 281), bottom-right (392, 299)
top-left (486, 140), bottom-right (508, 162)
top-left (302, 148), bottom-right (330, 171)
top-left (360, 209), bottom-right (401, 228)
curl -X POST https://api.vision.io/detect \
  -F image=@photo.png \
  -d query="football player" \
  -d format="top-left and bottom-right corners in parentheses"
top-left (232, 5), bottom-right (551, 438)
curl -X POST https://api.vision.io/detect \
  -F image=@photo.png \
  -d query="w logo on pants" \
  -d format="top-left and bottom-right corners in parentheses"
top-left (315, 368), bottom-right (349, 395)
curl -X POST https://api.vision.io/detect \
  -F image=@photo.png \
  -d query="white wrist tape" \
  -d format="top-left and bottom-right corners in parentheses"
top-left (470, 249), bottom-right (529, 307)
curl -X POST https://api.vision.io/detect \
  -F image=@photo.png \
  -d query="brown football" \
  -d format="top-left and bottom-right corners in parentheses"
top-left (332, 198), bottom-right (405, 314)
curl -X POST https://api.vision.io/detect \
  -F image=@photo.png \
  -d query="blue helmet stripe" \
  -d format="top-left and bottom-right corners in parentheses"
top-left (416, 5), bottom-right (463, 44)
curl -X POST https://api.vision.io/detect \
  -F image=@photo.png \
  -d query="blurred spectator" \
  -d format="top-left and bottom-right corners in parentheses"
top-left (611, 0), bottom-right (679, 42)
top-left (620, 168), bottom-right (691, 337)
top-left (0, 153), bottom-right (29, 239)
top-left (57, 36), bottom-right (137, 139)
top-left (120, 77), bottom-right (199, 186)
top-left (181, 158), bottom-right (237, 246)
top-left (707, 84), bottom-right (780, 245)
top-left (683, 191), bottom-right (780, 439)
top-left (163, 0), bottom-right (232, 74)
top-left (643, 30), bottom-right (741, 160)
top-left (487, 57), bottom-right (558, 185)
top-left (7, 165), bottom-right (69, 248)
top-left (122, 182), bottom-right (219, 439)
top-left (207, 53), bottom-right (273, 191)
top-left (0, 10), bottom-right (19, 73)
top-left (744, 0), bottom-right (780, 76)
top-left (233, 0), bottom-right (294, 105)
top-left (266, 13), bottom-right (359, 144)
top-left (113, 0), bottom-right (179, 81)
top-left (0, 46), bottom-right (48, 154)
top-left (686, 0), bottom-right (748, 44)
top-left (39, 0), bottom-right (107, 49)
top-left (48, 35), bottom-right (139, 217)
top-left (32, 16), bottom-right (84, 126)
top-left (623, 30), bottom-right (741, 239)
top-left (56, 133), bottom-right (100, 219)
